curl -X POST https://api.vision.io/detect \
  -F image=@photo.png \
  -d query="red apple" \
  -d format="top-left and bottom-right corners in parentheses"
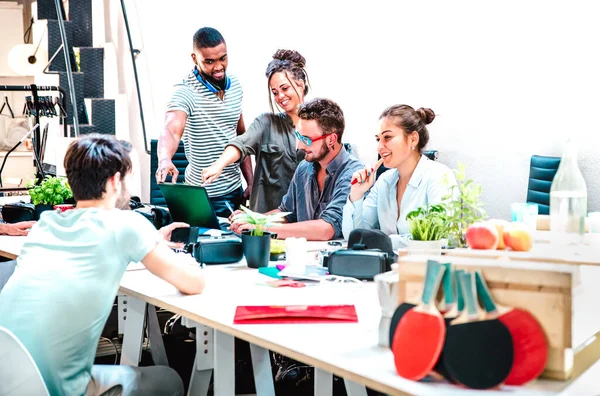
top-left (466, 222), bottom-right (499, 250)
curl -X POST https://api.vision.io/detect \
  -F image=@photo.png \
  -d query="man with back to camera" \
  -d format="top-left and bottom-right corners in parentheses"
top-left (156, 27), bottom-right (253, 217)
top-left (0, 134), bottom-right (205, 396)
top-left (230, 98), bottom-right (364, 241)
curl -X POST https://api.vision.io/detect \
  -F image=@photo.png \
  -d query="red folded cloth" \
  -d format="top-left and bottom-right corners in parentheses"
top-left (233, 304), bottom-right (358, 324)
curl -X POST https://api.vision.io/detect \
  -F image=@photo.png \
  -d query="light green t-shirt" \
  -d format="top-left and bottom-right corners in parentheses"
top-left (0, 208), bottom-right (160, 396)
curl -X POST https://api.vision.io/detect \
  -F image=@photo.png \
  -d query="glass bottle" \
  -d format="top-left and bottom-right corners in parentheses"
top-left (550, 139), bottom-right (587, 243)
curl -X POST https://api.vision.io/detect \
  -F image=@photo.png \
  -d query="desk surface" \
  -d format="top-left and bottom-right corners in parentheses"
top-left (0, 235), bottom-right (25, 259)
top-left (119, 265), bottom-right (599, 395)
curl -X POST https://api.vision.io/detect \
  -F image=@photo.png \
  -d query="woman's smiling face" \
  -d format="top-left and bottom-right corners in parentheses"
top-left (269, 71), bottom-right (304, 114)
top-left (376, 117), bottom-right (418, 168)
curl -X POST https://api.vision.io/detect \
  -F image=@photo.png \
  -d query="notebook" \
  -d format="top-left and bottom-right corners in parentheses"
top-left (233, 305), bottom-right (358, 324)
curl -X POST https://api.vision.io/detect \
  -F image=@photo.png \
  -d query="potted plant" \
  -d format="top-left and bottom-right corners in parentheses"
top-left (442, 161), bottom-right (487, 248)
top-left (233, 205), bottom-right (290, 268)
top-left (405, 203), bottom-right (449, 254)
top-left (28, 176), bottom-right (73, 218)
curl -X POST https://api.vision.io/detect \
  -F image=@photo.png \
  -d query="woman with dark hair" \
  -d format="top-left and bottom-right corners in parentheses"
top-left (342, 105), bottom-right (458, 248)
top-left (202, 49), bottom-right (308, 212)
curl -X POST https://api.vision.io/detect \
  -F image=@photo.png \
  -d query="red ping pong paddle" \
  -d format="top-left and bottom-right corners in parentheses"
top-left (475, 271), bottom-right (548, 385)
top-left (392, 260), bottom-right (446, 380)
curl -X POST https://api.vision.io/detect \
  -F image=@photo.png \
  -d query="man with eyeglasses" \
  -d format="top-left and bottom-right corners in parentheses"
top-left (231, 98), bottom-right (363, 241)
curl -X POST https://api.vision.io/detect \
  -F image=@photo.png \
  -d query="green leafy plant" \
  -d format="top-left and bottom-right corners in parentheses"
top-left (406, 203), bottom-right (449, 241)
top-left (442, 161), bottom-right (487, 247)
top-left (28, 176), bottom-right (73, 206)
top-left (233, 205), bottom-right (290, 236)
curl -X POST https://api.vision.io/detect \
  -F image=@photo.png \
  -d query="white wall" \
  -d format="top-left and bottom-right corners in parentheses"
top-left (127, 0), bottom-right (600, 218)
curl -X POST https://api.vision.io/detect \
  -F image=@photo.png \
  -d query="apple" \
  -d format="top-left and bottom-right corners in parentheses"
top-left (503, 222), bottom-right (533, 252)
top-left (466, 222), bottom-right (499, 250)
top-left (488, 219), bottom-right (511, 250)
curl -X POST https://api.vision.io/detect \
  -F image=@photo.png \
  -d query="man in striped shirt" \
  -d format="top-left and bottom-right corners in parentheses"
top-left (157, 27), bottom-right (253, 218)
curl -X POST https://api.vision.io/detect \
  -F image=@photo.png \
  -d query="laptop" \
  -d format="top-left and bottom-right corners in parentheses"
top-left (158, 183), bottom-right (230, 231)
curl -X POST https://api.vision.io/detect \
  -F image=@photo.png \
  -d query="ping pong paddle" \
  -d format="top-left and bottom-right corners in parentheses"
top-left (388, 262), bottom-right (455, 348)
top-left (475, 271), bottom-right (548, 385)
top-left (432, 266), bottom-right (463, 381)
top-left (443, 271), bottom-right (513, 389)
top-left (392, 260), bottom-right (446, 380)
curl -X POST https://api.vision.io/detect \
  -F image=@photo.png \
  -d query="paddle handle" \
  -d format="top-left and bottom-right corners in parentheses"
top-left (422, 260), bottom-right (445, 306)
top-left (441, 262), bottom-right (455, 307)
top-left (455, 269), bottom-right (465, 312)
top-left (458, 272), bottom-right (479, 320)
top-left (475, 271), bottom-right (499, 313)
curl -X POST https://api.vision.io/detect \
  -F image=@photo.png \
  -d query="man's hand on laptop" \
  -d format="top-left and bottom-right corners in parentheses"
top-left (156, 158), bottom-right (179, 183)
top-left (159, 222), bottom-right (190, 250)
top-left (229, 219), bottom-right (255, 234)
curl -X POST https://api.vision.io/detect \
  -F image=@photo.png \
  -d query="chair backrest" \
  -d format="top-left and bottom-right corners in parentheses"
top-left (0, 327), bottom-right (49, 396)
top-left (526, 155), bottom-right (561, 215)
top-left (150, 139), bottom-right (188, 206)
top-left (376, 150), bottom-right (438, 180)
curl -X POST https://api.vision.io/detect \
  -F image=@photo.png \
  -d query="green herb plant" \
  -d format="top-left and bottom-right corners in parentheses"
top-left (28, 176), bottom-right (73, 206)
top-left (406, 203), bottom-right (449, 241)
top-left (232, 205), bottom-right (290, 236)
top-left (442, 161), bottom-right (487, 247)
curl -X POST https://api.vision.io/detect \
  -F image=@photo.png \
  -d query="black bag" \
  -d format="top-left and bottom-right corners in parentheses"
top-left (192, 235), bottom-right (243, 265)
top-left (129, 197), bottom-right (172, 230)
top-left (1, 201), bottom-right (36, 223)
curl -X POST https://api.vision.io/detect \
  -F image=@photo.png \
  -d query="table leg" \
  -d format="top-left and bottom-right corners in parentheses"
top-left (249, 344), bottom-right (275, 396)
top-left (187, 323), bottom-right (214, 396)
top-left (146, 304), bottom-right (169, 366)
top-left (120, 296), bottom-right (146, 366)
top-left (314, 368), bottom-right (333, 396)
top-left (344, 380), bottom-right (368, 396)
top-left (213, 330), bottom-right (235, 396)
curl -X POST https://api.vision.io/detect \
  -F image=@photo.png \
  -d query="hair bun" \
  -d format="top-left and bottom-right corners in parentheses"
top-left (416, 107), bottom-right (435, 125)
top-left (272, 49), bottom-right (306, 68)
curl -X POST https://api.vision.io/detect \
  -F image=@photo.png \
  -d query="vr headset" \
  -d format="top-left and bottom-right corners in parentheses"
top-left (171, 226), bottom-right (243, 265)
top-left (326, 229), bottom-right (396, 280)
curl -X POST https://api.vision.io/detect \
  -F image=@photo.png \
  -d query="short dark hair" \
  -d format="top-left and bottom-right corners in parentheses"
top-left (193, 27), bottom-right (225, 49)
top-left (297, 98), bottom-right (345, 143)
top-left (379, 105), bottom-right (436, 153)
top-left (64, 134), bottom-right (133, 201)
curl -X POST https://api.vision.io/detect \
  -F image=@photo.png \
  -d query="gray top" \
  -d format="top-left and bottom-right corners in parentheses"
top-left (227, 113), bottom-right (304, 213)
top-left (278, 147), bottom-right (364, 239)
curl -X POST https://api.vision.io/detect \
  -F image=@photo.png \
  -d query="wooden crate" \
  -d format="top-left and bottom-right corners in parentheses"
top-left (396, 253), bottom-right (600, 381)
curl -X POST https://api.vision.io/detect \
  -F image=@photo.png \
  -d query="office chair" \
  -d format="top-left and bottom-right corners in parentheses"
top-left (526, 155), bottom-right (561, 215)
top-left (150, 140), bottom-right (188, 206)
top-left (0, 327), bottom-right (50, 396)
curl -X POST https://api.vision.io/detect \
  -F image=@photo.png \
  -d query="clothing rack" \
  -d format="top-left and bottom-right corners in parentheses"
top-left (0, 85), bottom-right (68, 191)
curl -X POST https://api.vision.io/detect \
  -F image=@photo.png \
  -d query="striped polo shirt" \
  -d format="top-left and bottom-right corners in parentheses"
top-left (166, 70), bottom-right (243, 197)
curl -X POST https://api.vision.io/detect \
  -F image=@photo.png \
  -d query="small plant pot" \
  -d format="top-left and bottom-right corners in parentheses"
top-left (34, 204), bottom-right (55, 219)
top-left (242, 230), bottom-right (275, 269)
top-left (406, 239), bottom-right (447, 256)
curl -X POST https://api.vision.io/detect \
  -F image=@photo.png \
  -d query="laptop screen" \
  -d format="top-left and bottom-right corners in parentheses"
top-left (158, 183), bottom-right (221, 229)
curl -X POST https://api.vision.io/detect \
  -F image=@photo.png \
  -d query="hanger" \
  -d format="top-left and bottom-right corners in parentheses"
top-left (0, 96), bottom-right (15, 118)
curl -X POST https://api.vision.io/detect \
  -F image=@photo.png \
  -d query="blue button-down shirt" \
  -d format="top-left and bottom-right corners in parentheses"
top-left (342, 155), bottom-right (458, 248)
top-left (279, 147), bottom-right (364, 239)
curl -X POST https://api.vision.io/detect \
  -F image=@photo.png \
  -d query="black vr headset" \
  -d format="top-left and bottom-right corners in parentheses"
top-left (326, 229), bottom-right (397, 280)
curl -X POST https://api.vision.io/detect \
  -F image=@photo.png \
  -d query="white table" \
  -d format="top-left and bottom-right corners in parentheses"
top-left (118, 264), bottom-right (600, 395)
top-left (0, 235), bottom-right (25, 260)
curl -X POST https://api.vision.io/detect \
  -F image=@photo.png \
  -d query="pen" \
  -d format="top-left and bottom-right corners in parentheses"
top-left (224, 201), bottom-right (235, 215)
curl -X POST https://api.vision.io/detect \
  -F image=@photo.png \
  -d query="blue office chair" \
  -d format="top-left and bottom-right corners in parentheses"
top-left (526, 155), bottom-right (561, 215)
top-left (150, 140), bottom-right (188, 206)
